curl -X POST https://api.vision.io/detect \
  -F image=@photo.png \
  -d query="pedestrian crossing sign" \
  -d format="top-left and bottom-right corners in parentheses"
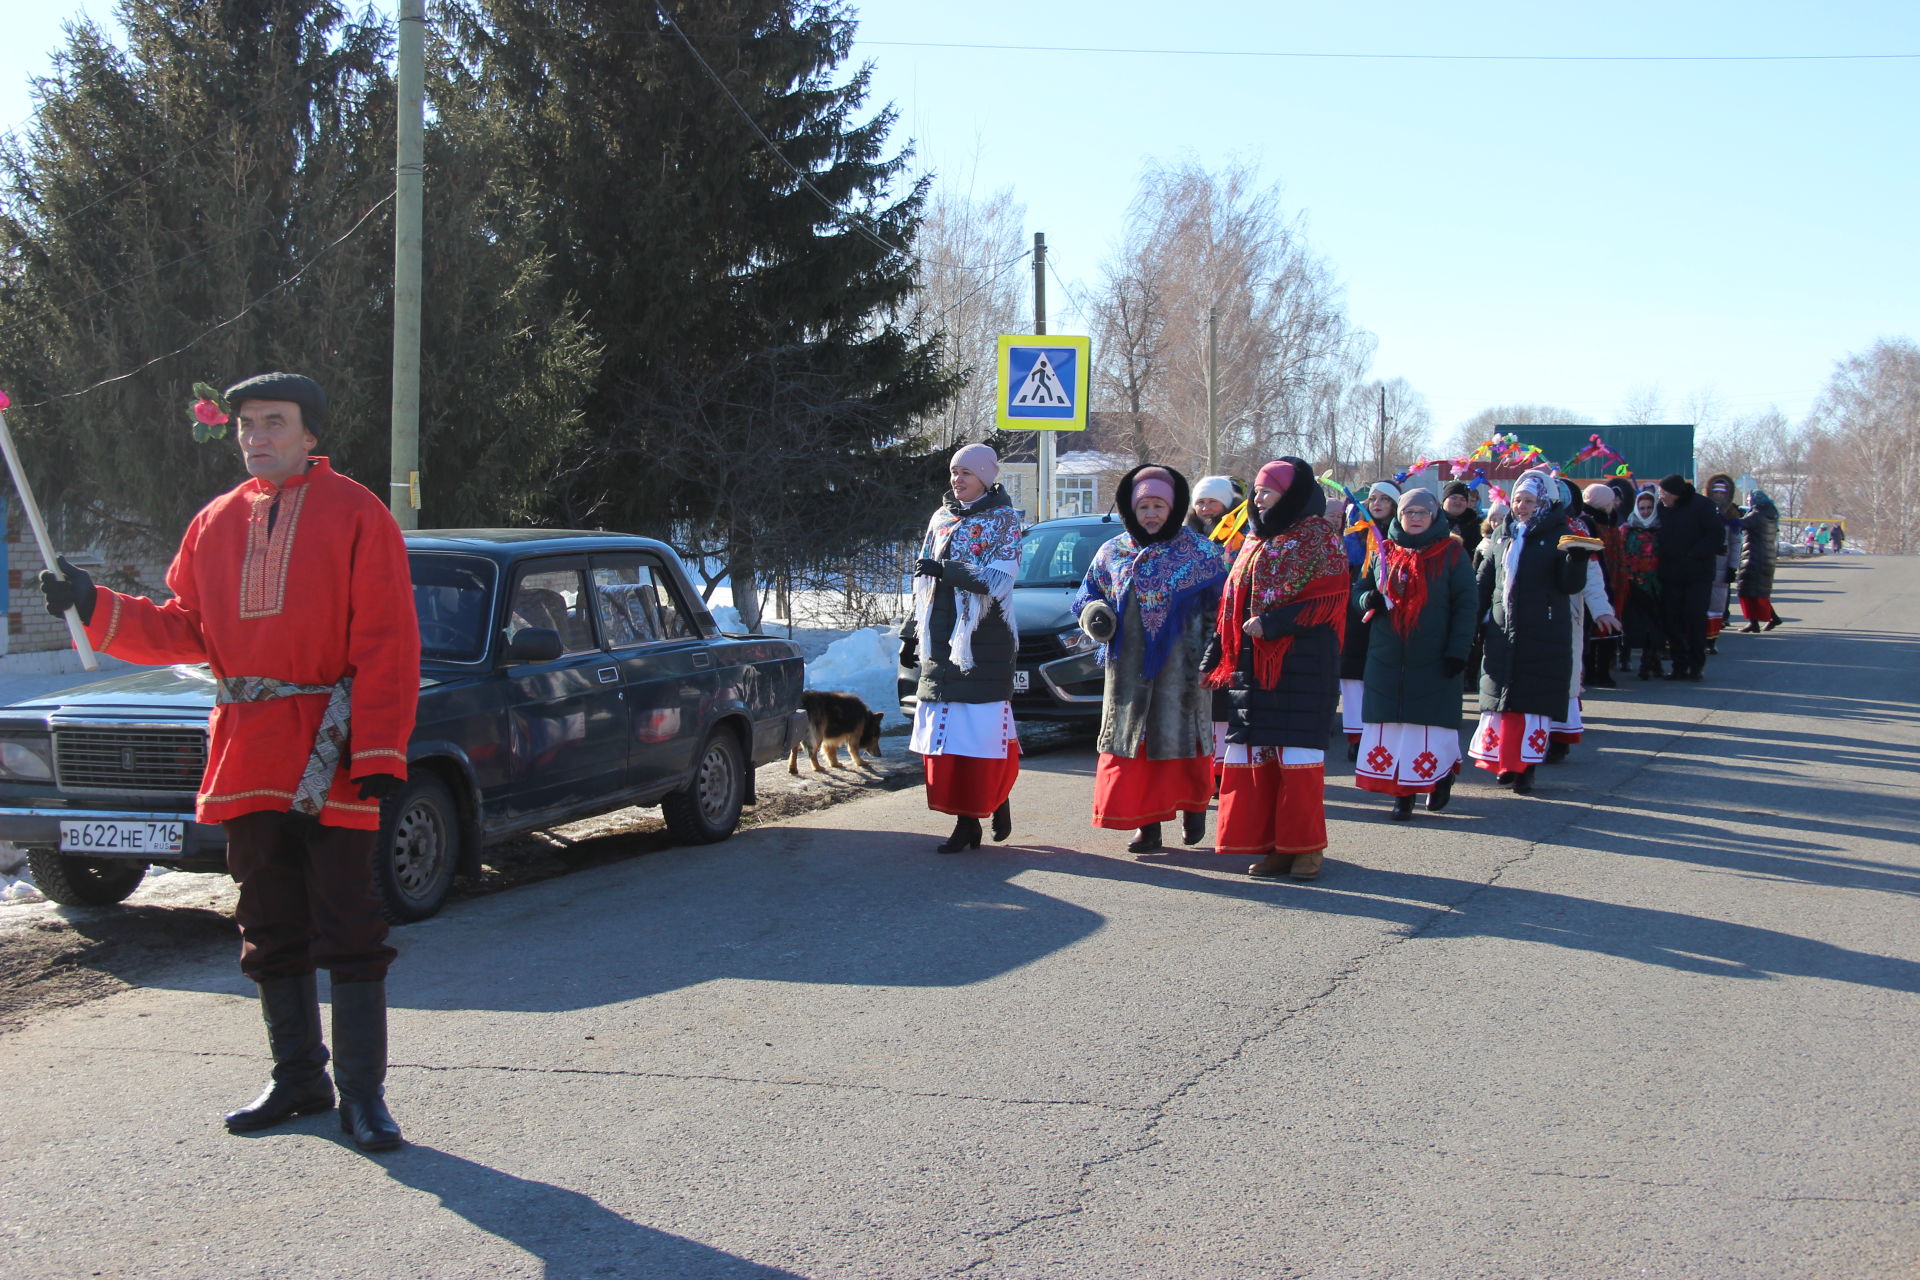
top-left (997, 334), bottom-right (1091, 431)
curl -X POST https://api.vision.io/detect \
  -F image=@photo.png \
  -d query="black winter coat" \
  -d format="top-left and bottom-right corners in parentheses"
top-left (1477, 507), bottom-right (1590, 718)
top-left (1356, 523), bottom-right (1478, 728)
top-left (1445, 507), bottom-right (1483, 560)
top-left (916, 488), bottom-right (1017, 704)
top-left (1737, 499), bottom-right (1780, 597)
top-left (1653, 487), bottom-right (1725, 585)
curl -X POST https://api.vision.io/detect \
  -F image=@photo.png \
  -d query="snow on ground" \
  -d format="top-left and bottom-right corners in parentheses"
top-left (803, 626), bottom-right (905, 727)
top-left (0, 841), bottom-right (39, 903)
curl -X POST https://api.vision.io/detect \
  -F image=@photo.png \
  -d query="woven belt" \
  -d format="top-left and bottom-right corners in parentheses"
top-left (215, 675), bottom-right (353, 816)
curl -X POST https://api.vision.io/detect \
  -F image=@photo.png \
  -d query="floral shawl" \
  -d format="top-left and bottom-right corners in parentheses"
top-left (1374, 527), bottom-right (1462, 641)
top-left (914, 486), bottom-right (1022, 674)
top-left (1207, 512), bottom-right (1349, 690)
top-left (1072, 526), bottom-right (1227, 682)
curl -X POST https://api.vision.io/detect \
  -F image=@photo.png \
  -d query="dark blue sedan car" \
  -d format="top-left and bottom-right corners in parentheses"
top-left (0, 531), bottom-right (807, 921)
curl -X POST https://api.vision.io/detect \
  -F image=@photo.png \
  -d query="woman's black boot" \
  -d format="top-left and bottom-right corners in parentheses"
top-left (331, 979), bottom-right (403, 1153)
top-left (1512, 765), bottom-right (1536, 795)
top-left (1181, 810), bottom-right (1207, 846)
top-left (936, 816), bottom-right (983, 853)
top-left (1127, 823), bottom-right (1164, 853)
top-left (990, 800), bottom-right (1012, 843)
top-left (1389, 795), bottom-right (1415, 822)
top-left (1424, 773), bottom-right (1455, 812)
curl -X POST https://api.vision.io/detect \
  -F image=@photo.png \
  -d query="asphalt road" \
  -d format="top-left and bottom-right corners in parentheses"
top-left (1, 555), bottom-right (1915, 1279)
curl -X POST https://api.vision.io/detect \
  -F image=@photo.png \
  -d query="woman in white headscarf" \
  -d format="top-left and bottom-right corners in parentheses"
top-left (1466, 470), bottom-right (1595, 795)
top-left (909, 444), bottom-right (1023, 852)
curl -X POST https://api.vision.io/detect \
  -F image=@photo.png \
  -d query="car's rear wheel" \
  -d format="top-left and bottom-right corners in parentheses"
top-left (662, 729), bottom-right (745, 844)
top-left (23, 851), bottom-right (147, 906)
top-left (375, 772), bottom-right (460, 923)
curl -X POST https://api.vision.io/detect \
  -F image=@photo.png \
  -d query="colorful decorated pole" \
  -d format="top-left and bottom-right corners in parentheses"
top-left (0, 391), bottom-right (97, 669)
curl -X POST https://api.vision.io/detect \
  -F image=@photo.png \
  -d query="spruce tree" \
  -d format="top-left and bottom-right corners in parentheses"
top-left (0, 0), bottom-right (595, 547)
top-left (439, 0), bottom-right (957, 624)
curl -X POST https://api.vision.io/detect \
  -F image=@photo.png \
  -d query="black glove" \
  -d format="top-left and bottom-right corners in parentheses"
top-left (1442, 656), bottom-right (1467, 679)
top-left (39, 556), bottom-right (97, 625)
top-left (355, 773), bottom-right (405, 802)
top-left (1358, 590), bottom-right (1385, 614)
top-left (913, 557), bottom-right (944, 579)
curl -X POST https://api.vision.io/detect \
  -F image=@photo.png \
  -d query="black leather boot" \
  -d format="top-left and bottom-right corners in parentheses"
top-left (936, 816), bottom-right (983, 854)
top-left (1181, 810), bottom-right (1207, 846)
top-left (990, 800), bottom-right (1012, 843)
top-left (225, 974), bottom-right (334, 1133)
top-left (1127, 823), bottom-right (1164, 853)
top-left (1389, 795), bottom-right (1415, 822)
top-left (1424, 773), bottom-right (1455, 812)
top-left (1512, 765), bottom-right (1537, 796)
top-left (332, 979), bottom-right (403, 1152)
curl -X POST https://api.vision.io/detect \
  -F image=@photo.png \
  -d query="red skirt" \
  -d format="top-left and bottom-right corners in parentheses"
top-left (1215, 758), bottom-right (1327, 855)
top-left (924, 743), bottom-right (1020, 818)
top-left (1091, 752), bottom-right (1214, 828)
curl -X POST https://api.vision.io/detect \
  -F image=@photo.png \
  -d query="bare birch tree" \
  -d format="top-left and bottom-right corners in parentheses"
top-left (911, 184), bottom-right (1029, 452)
top-left (1806, 337), bottom-right (1920, 554)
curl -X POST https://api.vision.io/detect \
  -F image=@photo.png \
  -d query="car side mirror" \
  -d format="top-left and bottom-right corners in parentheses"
top-left (502, 626), bottom-right (562, 664)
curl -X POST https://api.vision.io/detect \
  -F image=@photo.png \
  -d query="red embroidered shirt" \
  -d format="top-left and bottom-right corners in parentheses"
top-left (83, 459), bottom-right (420, 830)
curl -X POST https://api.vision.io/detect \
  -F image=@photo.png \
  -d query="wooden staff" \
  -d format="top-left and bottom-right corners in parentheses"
top-left (0, 397), bottom-right (98, 670)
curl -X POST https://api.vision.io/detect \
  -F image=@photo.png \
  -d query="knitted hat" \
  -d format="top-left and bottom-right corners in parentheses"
top-left (1441, 479), bottom-right (1473, 500)
top-left (225, 372), bottom-right (327, 437)
top-left (1367, 481), bottom-right (1402, 504)
top-left (1191, 475), bottom-right (1236, 507)
top-left (1254, 459), bottom-right (1295, 494)
top-left (1658, 473), bottom-right (1691, 497)
top-left (949, 442), bottom-right (999, 486)
top-left (1131, 466), bottom-right (1176, 510)
top-left (1582, 483), bottom-right (1618, 511)
top-left (1398, 488), bottom-right (1439, 516)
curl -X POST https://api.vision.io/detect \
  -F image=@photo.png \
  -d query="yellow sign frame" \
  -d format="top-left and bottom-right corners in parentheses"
top-left (996, 334), bottom-right (1091, 431)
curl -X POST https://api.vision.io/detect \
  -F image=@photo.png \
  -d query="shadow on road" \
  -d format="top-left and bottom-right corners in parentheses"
top-left (376, 1144), bottom-right (803, 1279)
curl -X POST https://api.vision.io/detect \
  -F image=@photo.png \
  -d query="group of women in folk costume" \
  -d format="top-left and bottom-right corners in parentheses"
top-left (1339, 481), bottom-right (1401, 757)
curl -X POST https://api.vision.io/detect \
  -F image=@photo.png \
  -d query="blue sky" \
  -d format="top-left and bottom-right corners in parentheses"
top-left (6, 1), bottom-right (1915, 441)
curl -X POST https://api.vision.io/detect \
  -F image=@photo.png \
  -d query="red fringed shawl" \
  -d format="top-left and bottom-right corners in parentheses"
top-left (1207, 514), bottom-right (1348, 691)
top-left (1377, 537), bottom-right (1462, 640)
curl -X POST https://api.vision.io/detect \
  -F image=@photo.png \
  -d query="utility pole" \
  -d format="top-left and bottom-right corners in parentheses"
top-left (1376, 383), bottom-right (1388, 480)
top-left (387, 0), bottom-right (425, 529)
top-left (1205, 307), bottom-right (1219, 475)
top-left (1033, 231), bottom-right (1051, 522)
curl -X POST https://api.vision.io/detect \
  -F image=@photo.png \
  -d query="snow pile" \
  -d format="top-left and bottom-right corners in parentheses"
top-left (0, 841), bottom-right (41, 904)
top-left (804, 626), bottom-right (904, 727)
top-left (709, 604), bottom-right (745, 633)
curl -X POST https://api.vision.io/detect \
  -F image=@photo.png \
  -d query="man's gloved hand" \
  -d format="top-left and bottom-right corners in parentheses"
top-left (913, 557), bottom-right (944, 579)
top-left (1079, 600), bottom-right (1117, 644)
top-left (1442, 656), bottom-right (1467, 678)
top-left (355, 773), bottom-right (405, 802)
top-left (38, 556), bottom-right (96, 625)
top-left (1358, 590), bottom-right (1385, 614)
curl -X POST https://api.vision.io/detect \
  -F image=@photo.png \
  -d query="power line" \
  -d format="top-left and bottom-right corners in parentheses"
top-left (851, 39), bottom-right (1920, 64)
top-left (653, 5), bottom-right (1023, 274)
top-left (921, 248), bottom-right (1032, 329)
top-left (21, 189), bottom-right (396, 408)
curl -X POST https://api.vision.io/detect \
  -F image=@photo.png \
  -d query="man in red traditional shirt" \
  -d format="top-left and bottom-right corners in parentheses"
top-left (40, 372), bottom-right (420, 1152)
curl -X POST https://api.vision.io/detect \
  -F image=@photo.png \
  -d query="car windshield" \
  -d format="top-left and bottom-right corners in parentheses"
top-left (1017, 523), bottom-right (1112, 588)
top-left (410, 553), bottom-right (497, 663)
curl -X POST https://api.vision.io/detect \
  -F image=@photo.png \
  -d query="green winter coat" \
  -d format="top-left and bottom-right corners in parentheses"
top-left (1354, 521), bottom-right (1477, 729)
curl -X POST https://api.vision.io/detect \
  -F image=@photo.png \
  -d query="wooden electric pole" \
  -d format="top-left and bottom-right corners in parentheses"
top-left (388, 0), bottom-right (424, 528)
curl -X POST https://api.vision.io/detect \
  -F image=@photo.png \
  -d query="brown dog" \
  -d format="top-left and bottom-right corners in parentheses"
top-left (788, 689), bottom-right (884, 775)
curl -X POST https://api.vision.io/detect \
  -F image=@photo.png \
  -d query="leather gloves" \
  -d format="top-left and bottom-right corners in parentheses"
top-left (38, 556), bottom-right (96, 625)
top-left (913, 557), bottom-right (944, 579)
top-left (355, 774), bottom-right (406, 802)
top-left (1442, 656), bottom-right (1467, 678)
top-left (1357, 590), bottom-right (1386, 614)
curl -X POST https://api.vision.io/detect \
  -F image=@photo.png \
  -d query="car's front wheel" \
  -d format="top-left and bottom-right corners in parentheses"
top-left (662, 729), bottom-right (745, 844)
top-left (374, 772), bottom-right (461, 923)
top-left (23, 851), bottom-right (148, 907)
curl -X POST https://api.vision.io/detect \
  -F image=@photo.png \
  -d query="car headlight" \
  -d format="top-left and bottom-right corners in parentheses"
top-left (0, 738), bottom-right (54, 781)
top-left (1057, 626), bottom-right (1096, 654)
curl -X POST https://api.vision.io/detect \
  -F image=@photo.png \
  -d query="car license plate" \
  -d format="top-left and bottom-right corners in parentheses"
top-left (58, 820), bottom-right (184, 854)
top-left (1012, 670), bottom-right (1031, 692)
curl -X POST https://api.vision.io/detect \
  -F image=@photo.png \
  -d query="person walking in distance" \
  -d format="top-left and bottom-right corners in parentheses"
top-left (40, 373), bottom-right (420, 1151)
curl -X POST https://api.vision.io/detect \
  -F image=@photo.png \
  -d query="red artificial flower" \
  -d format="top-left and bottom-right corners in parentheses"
top-left (193, 398), bottom-right (229, 426)
top-left (0, 389), bottom-right (11, 411)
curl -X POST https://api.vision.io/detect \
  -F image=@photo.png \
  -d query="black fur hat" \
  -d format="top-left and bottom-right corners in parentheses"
top-left (1114, 463), bottom-right (1190, 545)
